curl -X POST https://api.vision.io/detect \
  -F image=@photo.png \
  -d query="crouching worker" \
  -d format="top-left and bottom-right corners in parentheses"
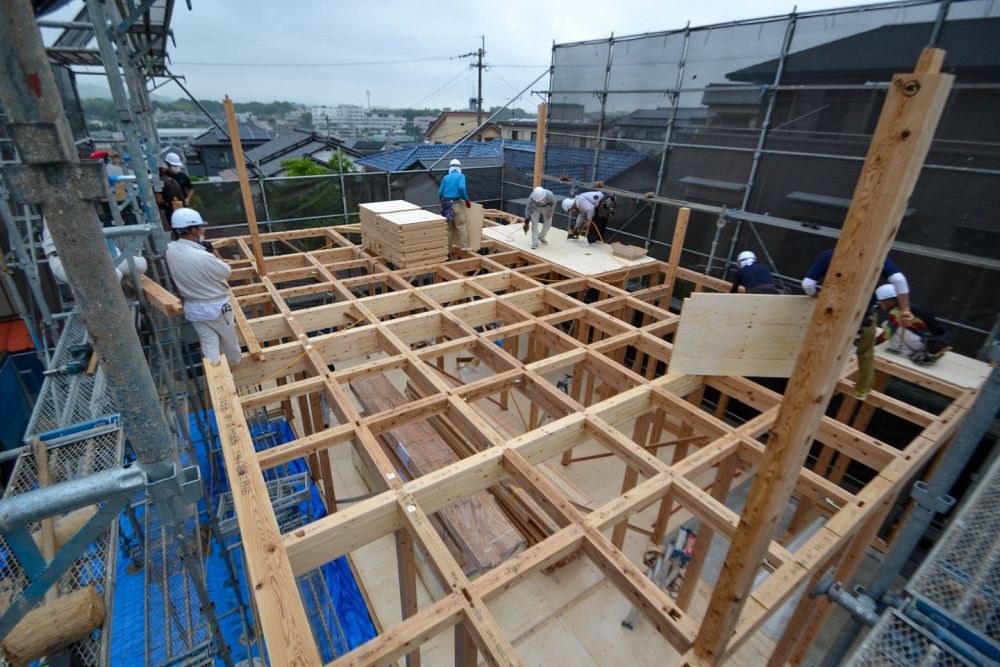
top-left (875, 284), bottom-right (950, 366)
top-left (165, 207), bottom-right (242, 366)
top-left (43, 218), bottom-right (148, 286)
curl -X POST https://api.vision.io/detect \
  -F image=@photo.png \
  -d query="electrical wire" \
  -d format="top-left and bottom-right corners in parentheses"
top-left (409, 67), bottom-right (473, 109)
top-left (172, 55), bottom-right (461, 68)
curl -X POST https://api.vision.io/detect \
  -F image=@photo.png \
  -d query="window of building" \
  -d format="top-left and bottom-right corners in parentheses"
top-left (512, 130), bottom-right (519, 140)
top-left (219, 151), bottom-right (231, 165)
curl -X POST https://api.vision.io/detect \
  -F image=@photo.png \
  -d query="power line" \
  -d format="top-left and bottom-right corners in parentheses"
top-left (171, 55), bottom-right (460, 68)
top-left (409, 66), bottom-right (471, 108)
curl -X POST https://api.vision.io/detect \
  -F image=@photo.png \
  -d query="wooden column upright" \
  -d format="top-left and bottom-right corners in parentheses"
top-left (223, 96), bottom-right (267, 276)
top-left (663, 207), bottom-right (690, 298)
top-left (692, 49), bottom-right (953, 664)
top-left (532, 102), bottom-right (548, 188)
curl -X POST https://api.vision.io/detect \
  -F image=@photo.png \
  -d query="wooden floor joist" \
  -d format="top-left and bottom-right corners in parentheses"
top-left (196, 49), bottom-right (988, 667)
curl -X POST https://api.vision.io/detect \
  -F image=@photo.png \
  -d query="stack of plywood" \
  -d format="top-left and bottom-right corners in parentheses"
top-left (377, 208), bottom-right (448, 268)
top-left (350, 375), bottom-right (526, 573)
top-left (359, 200), bottom-right (419, 253)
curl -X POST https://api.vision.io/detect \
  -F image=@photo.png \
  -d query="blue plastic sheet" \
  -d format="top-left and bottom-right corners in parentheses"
top-left (109, 411), bottom-right (376, 665)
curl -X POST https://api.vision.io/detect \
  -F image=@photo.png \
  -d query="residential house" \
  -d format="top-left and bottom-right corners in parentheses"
top-left (424, 112), bottom-right (501, 143)
top-left (185, 121), bottom-right (271, 177)
top-left (216, 129), bottom-right (361, 180)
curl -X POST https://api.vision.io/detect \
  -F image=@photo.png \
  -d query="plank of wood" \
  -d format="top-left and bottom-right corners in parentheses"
top-left (692, 49), bottom-right (953, 663)
top-left (466, 201), bottom-right (484, 251)
top-left (663, 207), bottom-right (690, 296)
top-left (139, 275), bottom-right (183, 316)
top-left (0, 586), bottom-right (105, 666)
top-left (205, 358), bottom-right (322, 667)
top-left (31, 438), bottom-right (57, 604)
top-left (669, 294), bottom-right (817, 377)
top-left (350, 375), bottom-right (526, 572)
top-left (223, 97), bottom-right (266, 276)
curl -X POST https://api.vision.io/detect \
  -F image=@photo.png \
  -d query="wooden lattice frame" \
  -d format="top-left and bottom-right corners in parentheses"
top-left (201, 222), bottom-right (979, 667)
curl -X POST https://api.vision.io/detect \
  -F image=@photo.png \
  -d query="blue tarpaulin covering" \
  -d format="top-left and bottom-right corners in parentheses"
top-left (109, 411), bottom-right (376, 665)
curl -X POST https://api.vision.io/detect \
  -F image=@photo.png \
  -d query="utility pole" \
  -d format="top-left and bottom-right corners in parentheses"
top-left (476, 36), bottom-right (485, 139)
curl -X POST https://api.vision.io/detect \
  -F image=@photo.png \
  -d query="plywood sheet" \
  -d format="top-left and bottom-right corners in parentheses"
top-left (669, 294), bottom-right (816, 377)
top-left (482, 226), bottom-right (657, 276)
top-left (466, 201), bottom-right (484, 251)
top-left (875, 343), bottom-right (991, 389)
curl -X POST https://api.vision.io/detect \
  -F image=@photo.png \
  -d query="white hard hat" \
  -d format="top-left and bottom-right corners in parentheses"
top-left (164, 152), bottom-right (183, 167)
top-left (449, 158), bottom-right (461, 167)
top-left (531, 186), bottom-right (548, 203)
top-left (875, 284), bottom-right (897, 301)
top-left (737, 250), bottom-right (757, 267)
top-left (561, 198), bottom-right (574, 212)
top-left (171, 207), bottom-right (205, 230)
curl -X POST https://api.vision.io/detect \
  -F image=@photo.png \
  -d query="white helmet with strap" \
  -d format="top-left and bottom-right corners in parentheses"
top-left (561, 198), bottom-right (574, 212)
top-left (875, 284), bottom-right (897, 301)
top-left (737, 250), bottom-right (756, 267)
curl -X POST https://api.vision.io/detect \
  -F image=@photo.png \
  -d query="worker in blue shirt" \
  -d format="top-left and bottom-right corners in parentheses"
top-left (438, 158), bottom-right (471, 249)
top-left (730, 251), bottom-right (779, 294)
top-left (801, 249), bottom-right (912, 400)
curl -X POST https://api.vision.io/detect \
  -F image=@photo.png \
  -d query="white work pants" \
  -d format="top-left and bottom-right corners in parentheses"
top-left (191, 305), bottom-right (242, 366)
top-left (529, 209), bottom-right (552, 247)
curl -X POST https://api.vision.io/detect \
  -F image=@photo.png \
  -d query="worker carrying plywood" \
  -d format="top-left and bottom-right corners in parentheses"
top-left (729, 251), bottom-right (779, 294)
top-left (562, 190), bottom-right (616, 244)
top-left (438, 158), bottom-right (472, 249)
top-left (165, 208), bottom-right (242, 366)
top-left (801, 249), bottom-right (912, 400)
top-left (523, 186), bottom-right (557, 250)
top-left (875, 284), bottom-right (950, 366)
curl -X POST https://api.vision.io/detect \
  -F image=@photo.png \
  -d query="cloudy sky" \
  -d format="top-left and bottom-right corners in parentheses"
top-left (55, 0), bottom-right (866, 108)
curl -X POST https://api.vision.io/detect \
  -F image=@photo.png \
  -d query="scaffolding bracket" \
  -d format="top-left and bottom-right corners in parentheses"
top-left (145, 463), bottom-right (203, 526)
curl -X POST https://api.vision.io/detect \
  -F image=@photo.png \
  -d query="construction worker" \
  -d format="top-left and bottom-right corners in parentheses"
top-left (523, 186), bottom-right (557, 250)
top-left (802, 249), bottom-right (912, 399)
top-left (730, 251), bottom-right (779, 294)
top-left (42, 217), bottom-right (147, 286)
top-left (438, 158), bottom-right (471, 249)
top-left (562, 191), bottom-right (616, 243)
top-left (156, 159), bottom-right (185, 230)
top-left (875, 284), bottom-right (950, 365)
top-left (164, 152), bottom-right (194, 205)
top-left (165, 208), bottom-right (242, 366)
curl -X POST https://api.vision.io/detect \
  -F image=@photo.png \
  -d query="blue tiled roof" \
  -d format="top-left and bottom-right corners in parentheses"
top-left (356, 139), bottom-right (649, 185)
top-left (357, 141), bottom-right (506, 172)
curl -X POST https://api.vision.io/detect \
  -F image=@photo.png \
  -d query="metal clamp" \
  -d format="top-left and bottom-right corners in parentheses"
top-left (911, 480), bottom-right (956, 514)
top-left (144, 463), bottom-right (203, 526)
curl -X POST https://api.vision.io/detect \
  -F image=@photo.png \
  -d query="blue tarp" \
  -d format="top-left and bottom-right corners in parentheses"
top-left (110, 411), bottom-right (376, 665)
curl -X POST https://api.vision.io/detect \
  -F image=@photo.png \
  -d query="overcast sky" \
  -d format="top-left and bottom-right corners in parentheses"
top-left (56, 0), bottom-right (866, 108)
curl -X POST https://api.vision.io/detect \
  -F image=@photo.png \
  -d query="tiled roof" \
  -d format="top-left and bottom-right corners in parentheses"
top-left (357, 139), bottom-right (647, 186)
top-left (192, 121), bottom-right (271, 146)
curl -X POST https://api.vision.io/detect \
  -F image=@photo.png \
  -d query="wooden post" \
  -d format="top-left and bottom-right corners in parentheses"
top-left (662, 207), bottom-right (690, 299)
top-left (223, 96), bottom-right (267, 277)
top-left (396, 528), bottom-right (421, 667)
top-left (532, 102), bottom-right (548, 188)
top-left (693, 50), bottom-right (953, 663)
top-left (31, 438), bottom-right (58, 604)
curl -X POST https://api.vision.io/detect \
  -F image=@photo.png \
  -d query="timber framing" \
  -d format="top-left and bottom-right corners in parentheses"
top-left (200, 50), bottom-right (980, 667)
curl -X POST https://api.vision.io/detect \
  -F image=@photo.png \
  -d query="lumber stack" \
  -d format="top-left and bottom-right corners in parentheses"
top-left (350, 375), bottom-right (526, 573)
top-left (377, 208), bottom-right (448, 268)
top-left (358, 200), bottom-right (418, 254)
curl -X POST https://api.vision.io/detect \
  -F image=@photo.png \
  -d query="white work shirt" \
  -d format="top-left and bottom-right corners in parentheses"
top-left (165, 239), bottom-right (232, 322)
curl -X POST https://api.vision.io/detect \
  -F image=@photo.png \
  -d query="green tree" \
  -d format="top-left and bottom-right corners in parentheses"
top-left (300, 112), bottom-right (314, 129)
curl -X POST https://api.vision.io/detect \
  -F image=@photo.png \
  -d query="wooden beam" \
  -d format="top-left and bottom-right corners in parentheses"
top-left (662, 207), bottom-right (690, 298)
top-left (693, 50), bottom-right (953, 663)
top-left (223, 96), bottom-right (267, 276)
top-left (205, 357), bottom-right (321, 666)
top-left (532, 102), bottom-right (547, 188)
top-left (139, 274), bottom-right (183, 316)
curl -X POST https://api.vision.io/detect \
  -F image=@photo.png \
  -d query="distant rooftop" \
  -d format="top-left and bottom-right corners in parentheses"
top-left (192, 122), bottom-right (271, 147)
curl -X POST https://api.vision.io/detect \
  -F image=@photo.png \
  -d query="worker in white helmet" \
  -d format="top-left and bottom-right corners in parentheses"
top-left (41, 216), bottom-right (147, 287)
top-left (875, 284), bottom-right (950, 365)
top-left (524, 186), bottom-right (557, 250)
top-left (165, 208), bottom-right (241, 366)
top-left (562, 191), bottom-right (616, 243)
top-left (163, 152), bottom-right (193, 205)
top-left (438, 158), bottom-right (471, 249)
top-left (729, 250), bottom-right (779, 294)
top-left (802, 249), bottom-right (911, 399)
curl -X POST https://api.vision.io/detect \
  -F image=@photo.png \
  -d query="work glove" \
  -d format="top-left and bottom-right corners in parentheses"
top-left (465, 200), bottom-right (471, 208)
top-left (522, 221), bottom-right (529, 233)
top-left (200, 240), bottom-right (214, 253)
